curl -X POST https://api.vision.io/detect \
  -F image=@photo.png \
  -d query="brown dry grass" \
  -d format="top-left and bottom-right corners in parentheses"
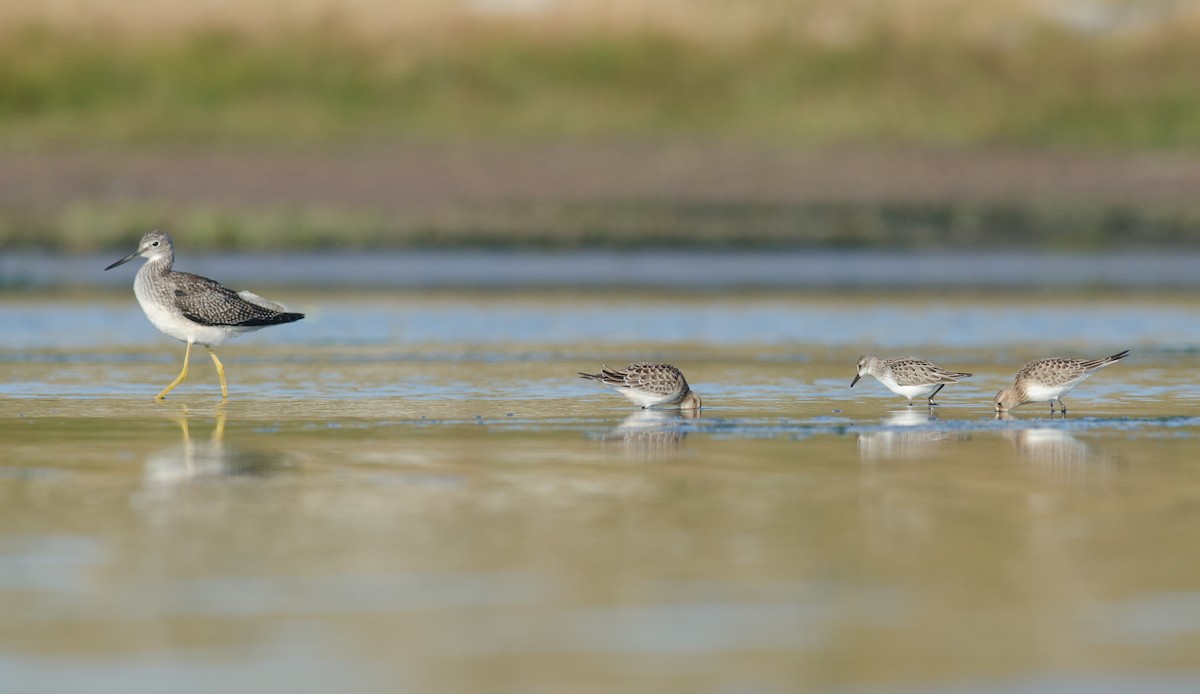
top-left (5, 0), bottom-right (1198, 43)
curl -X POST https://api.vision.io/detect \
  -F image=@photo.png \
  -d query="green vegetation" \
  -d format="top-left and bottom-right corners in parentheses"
top-left (1, 19), bottom-right (1200, 148)
top-left (4, 3), bottom-right (1200, 252)
top-left (5, 199), bottom-right (1200, 253)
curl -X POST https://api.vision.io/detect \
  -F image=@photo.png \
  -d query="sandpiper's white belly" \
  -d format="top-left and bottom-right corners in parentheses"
top-left (880, 379), bottom-right (940, 401)
top-left (1024, 380), bottom-right (1080, 403)
top-left (616, 387), bottom-right (677, 408)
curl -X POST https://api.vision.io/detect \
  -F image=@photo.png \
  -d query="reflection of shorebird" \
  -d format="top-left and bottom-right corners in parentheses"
top-left (106, 230), bottom-right (304, 400)
top-left (857, 408), bottom-right (968, 460)
top-left (851, 356), bottom-right (972, 407)
top-left (602, 409), bottom-right (698, 461)
top-left (144, 409), bottom-right (283, 486)
top-left (994, 350), bottom-right (1129, 415)
top-left (1001, 424), bottom-right (1118, 483)
top-left (579, 362), bottom-right (702, 410)
top-left (882, 408), bottom-right (939, 427)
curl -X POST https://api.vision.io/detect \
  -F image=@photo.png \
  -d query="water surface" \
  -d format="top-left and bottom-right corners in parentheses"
top-left (11, 250), bottom-right (1200, 289)
top-left (3, 288), bottom-right (1200, 693)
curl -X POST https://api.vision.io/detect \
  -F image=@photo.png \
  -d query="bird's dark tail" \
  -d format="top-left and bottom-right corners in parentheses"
top-left (1081, 349), bottom-right (1130, 371)
top-left (237, 312), bottom-right (304, 327)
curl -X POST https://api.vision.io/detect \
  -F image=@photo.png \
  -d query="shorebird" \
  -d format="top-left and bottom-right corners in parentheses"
top-left (994, 350), bottom-right (1129, 414)
top-left (578, 362), bottom-right (702, 410)
top-left (851, 355), bottom-right (972, 406)
top-left (105, 230), bottom-right (304, 400)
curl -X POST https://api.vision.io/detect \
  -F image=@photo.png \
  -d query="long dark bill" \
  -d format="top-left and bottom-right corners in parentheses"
top-left (105, 249), bottom-right (140, 271)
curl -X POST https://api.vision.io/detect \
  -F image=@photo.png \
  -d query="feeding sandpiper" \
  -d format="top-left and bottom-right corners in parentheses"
top-left (851, 355), bottom-right (972, 406)
top-left (994, 350), bottom-right (1129, 414)
top-left (105, 230), bottom-right (304, 400)
top-left (578, 362), bottom-right (702, 410)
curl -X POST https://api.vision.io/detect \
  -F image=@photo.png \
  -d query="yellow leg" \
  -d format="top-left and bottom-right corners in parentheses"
top-left (206, 346), bottom-right (228, 400)
top-left (156, 342), bottom-right (193, 400)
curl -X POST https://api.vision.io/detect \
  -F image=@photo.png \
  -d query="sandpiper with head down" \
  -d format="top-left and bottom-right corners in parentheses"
top-left (578, 362), bottom-right (702, 410)
top-left (105, 230), bottom-right (305, 400)
top-left (994, 350), bottom-right (1129, 415)
top-left (851, 355), bottom-right (973, 406)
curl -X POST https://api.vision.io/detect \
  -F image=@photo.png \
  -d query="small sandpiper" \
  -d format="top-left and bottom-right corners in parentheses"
top-left (578, 362), bottom-right (702, 410)
top-left (105, 230), bottom-right (304, 400)
top-left (851, 355), bottom-right (972, 406)
top-left (994, 350), bottom-right (1129, 414)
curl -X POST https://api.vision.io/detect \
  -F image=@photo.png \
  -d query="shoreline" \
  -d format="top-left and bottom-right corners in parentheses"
top-left (4, 146), bottom-right (1200, 252)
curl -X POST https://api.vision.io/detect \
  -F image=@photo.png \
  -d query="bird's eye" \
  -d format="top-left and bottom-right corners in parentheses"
top-left (151, 241), bottom-right (159, 247)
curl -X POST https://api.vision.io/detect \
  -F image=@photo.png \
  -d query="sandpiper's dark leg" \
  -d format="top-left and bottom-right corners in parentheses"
top-left (1059, 398), bottom-right (1067, 416)
top-left (928, 384), bottom-right (945, 406)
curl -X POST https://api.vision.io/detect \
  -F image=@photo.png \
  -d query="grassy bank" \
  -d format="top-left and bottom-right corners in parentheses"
top-left (2, 2), bottom-right (1200, 148)
top-left (6, 199), bottom-right (1200, 253)
top-left (6, 144), bottom-right (1200, 252)
top-left (5, 1), bottom-right (1200, 252)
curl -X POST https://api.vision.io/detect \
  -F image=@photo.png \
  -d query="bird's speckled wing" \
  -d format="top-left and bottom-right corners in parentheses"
top-left (1017, 353), bottom-right (1125, 387)
top-left (584, 362), bottom-right (688, 397)
top-left (884, 358), bottom-right (972, 386)
top-left (608, 362), bottom-right (687, 396)
top-left (170, 272), bottom-right (296, 327)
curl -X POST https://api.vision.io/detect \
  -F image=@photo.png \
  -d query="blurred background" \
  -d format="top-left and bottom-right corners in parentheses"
top-left (10, 5), bottom-right (1200, 693)
top-left (2, 0), bottom-right (1199, 263)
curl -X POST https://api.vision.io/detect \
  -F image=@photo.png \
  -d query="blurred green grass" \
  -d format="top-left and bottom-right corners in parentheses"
top-left (5, 199), bottom-right (1200, 253)
top-left (2, 19), bottom-right (1200, 148)
top-left (4, 1), bottom-right (1200, 252)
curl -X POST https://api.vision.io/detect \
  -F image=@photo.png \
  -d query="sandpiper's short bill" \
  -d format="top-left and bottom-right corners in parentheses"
top-left (851, 355), bottom-right (972, 406)
top-left (105, 230), bottom-right (304, 400)
top-left (579, 362), bottom-right (702, 410)
top-left (994, 350), bottom-right (1129, 414)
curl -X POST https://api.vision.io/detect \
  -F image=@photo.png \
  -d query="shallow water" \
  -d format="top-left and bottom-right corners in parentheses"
top-left (12, 250), bottom-right (1200, 289)
top-left (3, 288), bottom-right (1200, 693)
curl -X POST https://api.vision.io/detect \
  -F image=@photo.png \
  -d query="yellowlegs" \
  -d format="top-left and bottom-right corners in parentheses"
top-left (578, 362), bottom-right (702, 409)
top-left (851, 355), bottom-right (972, 406)
top-left (994, 350), bottom-right (1129, 414)
top-left (105, 230), bottom-right (304, 400)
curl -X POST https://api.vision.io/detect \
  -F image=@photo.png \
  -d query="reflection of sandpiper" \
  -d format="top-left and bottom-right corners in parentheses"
top-left (579, 362), bottom-right (702, 410)
top-left (994, 350), bottom-right (1129, 415)
top-left (601, 409), bottom-right (699, 461)
top-left (851, 356), bottom-right (972, 407)
top-left (143, 409), bottom-right (285, 486)
top-left (1000, 422), bottom-right (1119, 484)
top-left (106, 230), bottom-right (304, 400)
top-left (857, 408), bottom-right (969, 461)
